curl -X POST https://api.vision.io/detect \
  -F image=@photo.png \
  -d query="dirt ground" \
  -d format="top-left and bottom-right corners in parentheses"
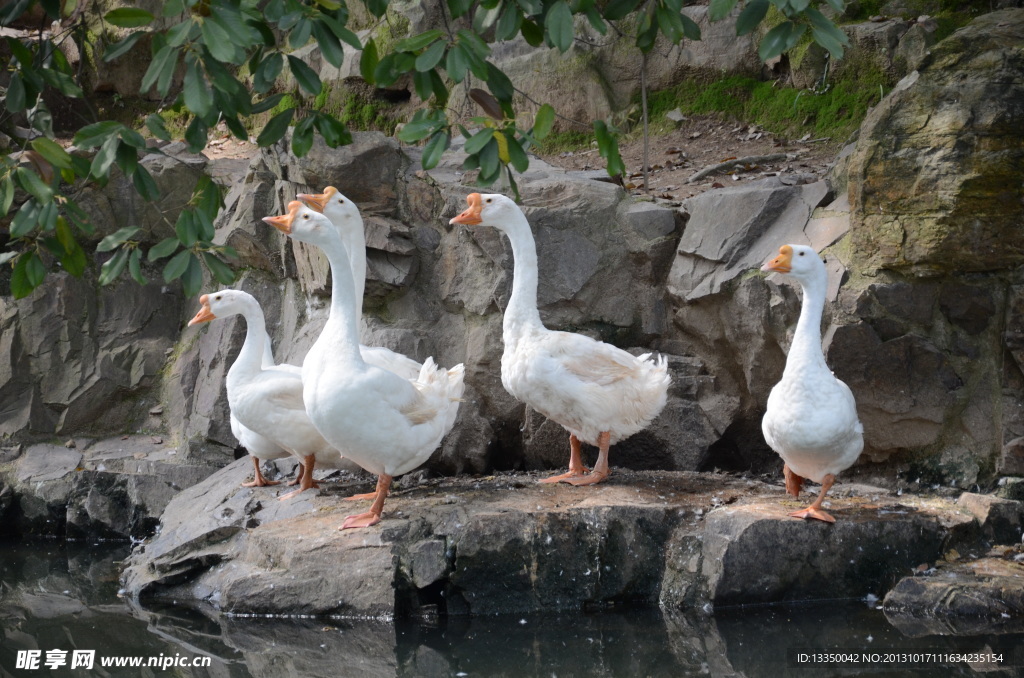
top-left (537, 114), bottom-right (843, 204)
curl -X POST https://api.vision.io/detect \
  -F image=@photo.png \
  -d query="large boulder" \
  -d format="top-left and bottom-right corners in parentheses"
top-left (848, 9), bottom-right (1024, 275)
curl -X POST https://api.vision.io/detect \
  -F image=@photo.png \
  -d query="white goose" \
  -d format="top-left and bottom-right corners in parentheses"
top-left (761, 244), bottom-right (864, 523)
top-left (450, 193), bottom-right (670, 485)
top-left (189, 290), bottom-right (344, 500)
top-left (229, 332), bottom-right (293, 488)
top-left (264, 202), bottom-right (464, 529)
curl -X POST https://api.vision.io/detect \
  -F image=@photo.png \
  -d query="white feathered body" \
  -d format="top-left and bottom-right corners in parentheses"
top-left (762, 364), bottom-right (863, 483)
top-left (502, 325), bottom-right (669, 447)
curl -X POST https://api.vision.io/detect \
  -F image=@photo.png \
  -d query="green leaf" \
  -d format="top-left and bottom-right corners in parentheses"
top-left (115, 140), bottom-right (139, 176)
top-left (203, 252), bottom-right (235, 285)
top-left (10, 199), bottom-right (40, 237)
top-left (0, 0), bottom-right (33, 27)
top-left (24, 251), bottom-right (45, 287)
top-left (175, 210), bottom-right (198, 246)
top-left (119, 126), bottom-right (148, 149)
top-left (546, 1), bottom-right (573, 52)
top-left (141, 45), bottom-right (178, 95)
top-left (14, 167), bottom-right (53, 203)
top-left (806, 7), bottom-right (849, 58)
top-left (148, 237), bottom-right (180, 262)
top-left (456, 29), bottom-right (491, 59)
top-left (394, 29), bottom-right (445, 53)
top-left (133, 165), bottom-right (161, 202)
top-left (360, 38), bottom-right (379, 84)
top-left (445, 43), bottom-right (469, 83)
top-left (59, 239), bottom-right (87, 277)
top-left (102, 31), bottom-right (145, 62)
top-left (364, 0), bottom-right (388, 16)
top-left (99, 248), bottom-right (130, 285)
top-left (184, 60), bottom-right (214, 119)
top-left (415, 39), bottom-right (446, 72)
top-left (10, 254), bottom-right (33, 299)
top-left (37, 201), bottom-right (57, 232)
top-left (398, 118), bottom-right (441, 143)
top-left (182, 253), bottom-right (203, 297)
top-left (464, 127), bottom-right (494, 155)
top-left (320, 16), bottom-right (361, 49)
top-left (680, 13), bottom-right (701, 40)
top-left (824, 0), bottom-right (845, 12)
top-left (288, 17), bottom-right (313, 49)
top-left (55, 215), bottom-right (75, 252)
top-left (74, 120), bottom-right (121, 148)
top-left (485, 62), bottom-right (514, 102)
top-left (252, 93), bottom-right (286, 114)
top-left (496, 4), bottom-right (523, 41)
top-left (313, 112), bottom-right (351, 147)
top-left (201, 15), bottom-right (238, 64)
top-left (736, 0), bottom-right (770, 35)
top-left (421, 130), bottom-right (450, 170)
top-left (104, 8), bottom-right (154, 28)
top-left (505, 132), bottom-right (529, 173)
top-left (184, 117), bottom-right (208, 153)
top-left (532, 103), bottom-right (555, 140)
top-left (594, 120), bottom-right (625, 177)
top-left (145, 113), bottom-right (171, 141)
top-left (478, 137), bottom-right (499, 180)
top-left (97, 226), bottom-right (141, 253)
top-left (6, 73), bottom-right (27, 112)
top-left (412, 69), bottom-right (433, 101)
top-left (520, 19), bottom-right (544, 46)
top-left (253, 52), bottom-right (284, 93)
top-left (709, 0), bottom-right (739, 21)
top-left (287, 54), bottom-right (322, 95)
top-left (164, 0), bottom-right (185, 16)
top-left (128, 248), bottom-right (146, 285)
top-left (0, 177), bottom-right (13, 216)
top-left (256, 108), bottom-right (294, 147)
top-left (163, 249), bottom-right (192, 282)
top-left (758, 21), bottom-right (795, 61)
top-left (446, 0), bottom-right (472, 18)
top-left (602, 0), bottom-right (641, 20)
top-left (291, 116), bottom-right (315, 157)
top-left (194, 209), bottom-right (216, 242)
top-left (790, 0), bottom-right (811, 11)
top-left (312, 21), bottom-right (344, 69)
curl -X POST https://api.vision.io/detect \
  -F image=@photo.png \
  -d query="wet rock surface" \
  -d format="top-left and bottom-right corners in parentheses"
top-left (0, 436), bottom-right (223, 539)
top-left (121, 462), bottom-right (1023, 618)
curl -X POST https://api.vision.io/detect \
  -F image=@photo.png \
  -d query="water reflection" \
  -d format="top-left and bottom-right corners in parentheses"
top-left (1, 541), bottom-right (1021, 678)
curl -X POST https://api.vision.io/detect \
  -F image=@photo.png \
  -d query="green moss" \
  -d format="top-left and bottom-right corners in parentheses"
top-left (158, 106), bottom-right (192, 137)
top-left (535, 130), bottom-right (593, 155)
top-left (271, 93), bottom-right (297, 116)
top-left (336, 88), bottom-right (399, 135)
top-left (646, 51), bottom-right (890, 141)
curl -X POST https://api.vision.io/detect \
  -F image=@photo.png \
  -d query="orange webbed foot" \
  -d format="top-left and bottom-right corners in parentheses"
top-left (339, 511), bottom-right (382, 530)
top-left (788, 506), bottom-right (836, 523)
top-left (241, 478), bottom-right (280, 488)
top-left (344, 491), bottom-right (378, 501)
top-left (561, 469), bottom-right (610, 486)
top-left (538, 468), bottom-right (590, 484)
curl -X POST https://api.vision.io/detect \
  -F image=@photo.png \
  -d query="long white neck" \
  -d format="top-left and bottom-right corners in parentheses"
top-left (497, 210), bottom-right (543, 341)
top-left (346, 212), bottom-right (367, 329)
top-left (785, 270), bottom-right (829, 377)
top-left (313, 236), bottom-right (364, 363)
top-left (227, 301), bottom-right (270, 388)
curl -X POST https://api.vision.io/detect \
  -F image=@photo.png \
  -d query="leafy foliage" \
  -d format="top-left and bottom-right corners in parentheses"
top-left (1, 0), bottom-right (849, 298)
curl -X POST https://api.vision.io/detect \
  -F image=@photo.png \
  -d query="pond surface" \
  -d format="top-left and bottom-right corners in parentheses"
top-left (1, 540), bottom-right (1021, 677)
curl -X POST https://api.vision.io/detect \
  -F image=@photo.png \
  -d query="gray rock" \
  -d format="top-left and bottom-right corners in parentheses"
top-left (1000, 437), bottom-right (1024, 476)
top-left (884, 574), bottom-right (1024, 636)
top-left (956, 492), bottom-right (1024, 544)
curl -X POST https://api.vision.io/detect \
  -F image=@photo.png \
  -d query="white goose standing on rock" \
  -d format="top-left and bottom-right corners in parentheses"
top-left (450, 193), bottom-right (669, 485)
top-left (188, 290), bottom-right (345, 500)
top-left (265, 201), bottom-right (464, 529)
top-left (761, 244), bottom-right (864, 523)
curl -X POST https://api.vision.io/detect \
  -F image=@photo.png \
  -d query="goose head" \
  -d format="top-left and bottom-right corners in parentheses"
top-left (761, 244), bottom-right (826, 286)
top-left (263, 201), bottom-right (340, 249)
top-left (449, 192), bottom-right (521, 232)
top-left (296, 186), bottom-right (361, 232)
top-left (188, 289), bottom-right (255, 326)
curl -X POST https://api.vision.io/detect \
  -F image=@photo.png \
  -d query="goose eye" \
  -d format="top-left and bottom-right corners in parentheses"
top-left (303, 214), bottom-right (309, 219)
top-left (798, 251), bottom-right (805, 256)
top-left (485, 198), bottom-right (492, 203)
top-left (215, 295), bottom-right (222, 300)
top-left (338, 198), bottom-right (344, 204)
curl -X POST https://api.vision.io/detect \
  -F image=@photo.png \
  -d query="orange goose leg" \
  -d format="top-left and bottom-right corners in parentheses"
top-left (539, 434), bottom-right (590, 484)
top-left (340, 474), bottom-right (392, 529)
top-left (789, 473), bottom-right (836, 523)
top-left (563, 431), bottom-right (611, 486)
top-left (287, 463), bottom-right (305, 486)
top-left (783, 464), bottom-right (804, 497)
top-left (279, 455), bottom-right (318, 500)
top-left (241, 457), bottom-right (280, 487)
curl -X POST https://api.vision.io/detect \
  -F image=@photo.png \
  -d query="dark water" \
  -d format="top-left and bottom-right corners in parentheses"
top-left (1, 540), bottom-right (1022, 677)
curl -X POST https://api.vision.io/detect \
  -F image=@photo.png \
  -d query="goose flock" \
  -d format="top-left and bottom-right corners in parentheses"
top-left (188, 189), bottom-right (862, 528)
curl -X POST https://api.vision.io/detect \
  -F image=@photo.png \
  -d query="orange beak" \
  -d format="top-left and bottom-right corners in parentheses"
top-left (263, 201), bottom-right (303, 234)
top-left (449, 193), bottom-right (483, 226)
top-left (297, 187), bottom-right (334, 214)
top-left (188, 294), bottom-right (216, 326)
top-left (762, 245), bottom-right (793, 273)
